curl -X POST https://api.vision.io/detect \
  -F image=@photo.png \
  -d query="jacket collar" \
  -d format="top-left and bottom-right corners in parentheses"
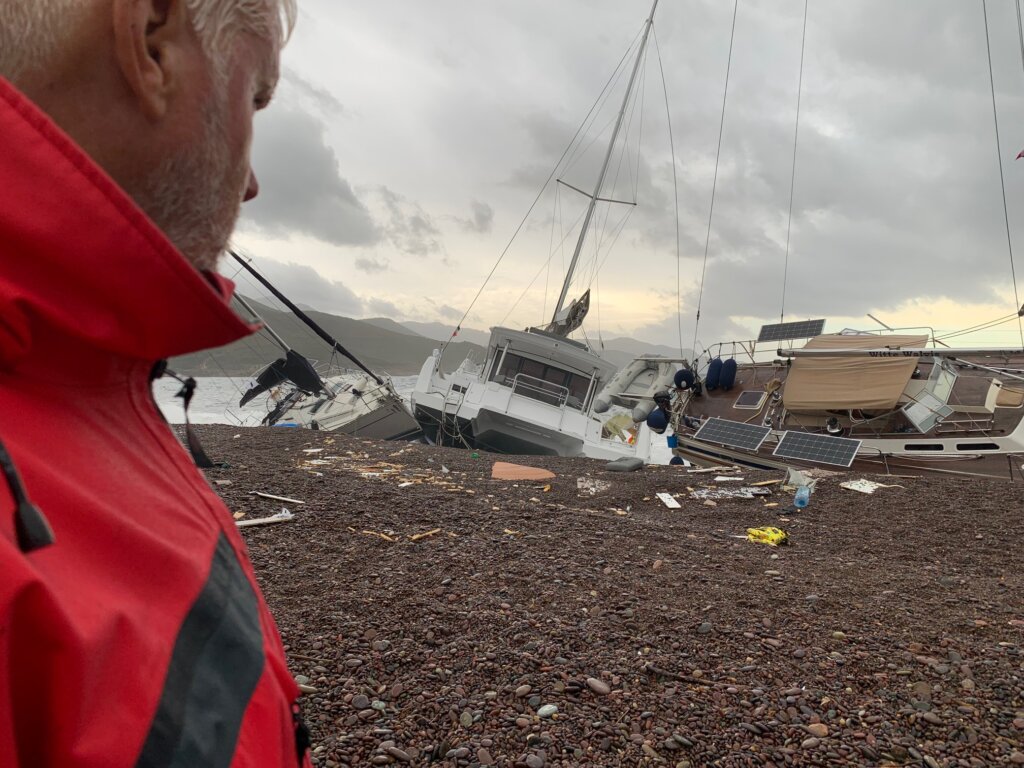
top-left (0, 77), bottom-right (255, 374)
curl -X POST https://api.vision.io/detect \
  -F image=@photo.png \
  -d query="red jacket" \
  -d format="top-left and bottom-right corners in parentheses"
top-left (0, 78), bottom-right (310, 767)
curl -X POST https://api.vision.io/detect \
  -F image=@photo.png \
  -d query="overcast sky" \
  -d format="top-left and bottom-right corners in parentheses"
top-left (227, 0), bottom-right (1024, 352)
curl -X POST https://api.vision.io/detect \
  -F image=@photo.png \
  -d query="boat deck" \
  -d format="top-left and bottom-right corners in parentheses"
top-left (675, 355), bottom-right (1024, 479)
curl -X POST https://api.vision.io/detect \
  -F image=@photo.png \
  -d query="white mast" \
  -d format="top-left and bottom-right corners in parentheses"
top-left (550, 0), bottom-right (660, 325)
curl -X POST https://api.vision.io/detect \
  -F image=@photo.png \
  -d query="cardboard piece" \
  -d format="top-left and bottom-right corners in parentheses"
top-left (491, 462), bottom-right (556, 481)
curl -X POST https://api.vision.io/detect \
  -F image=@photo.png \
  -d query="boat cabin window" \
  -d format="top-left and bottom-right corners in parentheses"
top-left (927, 365), bottom-right (956, 403)
top-left (492, 353), bottom-right (592, 410)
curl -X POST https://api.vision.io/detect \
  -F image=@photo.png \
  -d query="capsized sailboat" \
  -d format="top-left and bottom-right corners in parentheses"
top-left (230, 252), bottom-right (421, 440)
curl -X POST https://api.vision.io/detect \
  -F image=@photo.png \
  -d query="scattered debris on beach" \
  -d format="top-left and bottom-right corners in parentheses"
top-left (189, 425), bottom-right (1024, 767)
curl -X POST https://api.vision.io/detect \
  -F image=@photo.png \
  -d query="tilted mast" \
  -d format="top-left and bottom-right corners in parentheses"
top-left (550, 0), bottom-right (660, 327)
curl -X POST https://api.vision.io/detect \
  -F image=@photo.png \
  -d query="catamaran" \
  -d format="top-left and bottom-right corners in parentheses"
top-left (410, 0), bottom-right (680, 459)
top-left (412, 0), bottom-right (1024, 479)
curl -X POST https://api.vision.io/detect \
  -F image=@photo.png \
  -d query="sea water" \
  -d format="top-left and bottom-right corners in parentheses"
top-left (152, 375), bottom-right (420, 426)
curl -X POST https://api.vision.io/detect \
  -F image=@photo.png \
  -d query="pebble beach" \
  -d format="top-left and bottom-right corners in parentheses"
top-left (191, 425), bottom-right (1024, 767)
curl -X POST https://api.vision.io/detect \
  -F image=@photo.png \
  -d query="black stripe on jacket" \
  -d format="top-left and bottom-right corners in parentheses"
top-left (136, 533), bottom-right (265, 768)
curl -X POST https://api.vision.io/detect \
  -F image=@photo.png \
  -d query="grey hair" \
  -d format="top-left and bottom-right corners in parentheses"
top-left (185, 0), bottom-right (297, 59)
top-left (0, 0), bottom-right (298, 83)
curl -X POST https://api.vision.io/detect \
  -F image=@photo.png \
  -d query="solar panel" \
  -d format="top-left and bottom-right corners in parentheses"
top-left (693, 417), bottom-right (772, 451)
top-left (757, 319), bottom-right (826, 343)
top-left (772, 431), bottom-right (862, 467)
top-left (734, 390), bottom-right (767, 410)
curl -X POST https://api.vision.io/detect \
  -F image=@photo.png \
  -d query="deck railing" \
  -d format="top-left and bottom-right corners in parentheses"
top-left (508, 373), bottom-right (570, 409)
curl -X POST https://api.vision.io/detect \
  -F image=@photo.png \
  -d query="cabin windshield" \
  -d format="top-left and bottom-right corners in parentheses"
top-left (491, 352), bottom-right (592, 410)
top-left (927, 362), bottom-right (957, 403)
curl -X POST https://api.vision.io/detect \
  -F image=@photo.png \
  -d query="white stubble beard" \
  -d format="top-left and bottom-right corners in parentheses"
top-left (132, 91), bottom-right (250, 272)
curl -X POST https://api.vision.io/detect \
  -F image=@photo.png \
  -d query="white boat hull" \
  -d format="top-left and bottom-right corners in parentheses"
top-left (271, 373), bottom-right (421, 441)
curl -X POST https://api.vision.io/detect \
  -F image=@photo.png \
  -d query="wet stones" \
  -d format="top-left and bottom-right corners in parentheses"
top-left (205, 426), bottom-right (1024, 767)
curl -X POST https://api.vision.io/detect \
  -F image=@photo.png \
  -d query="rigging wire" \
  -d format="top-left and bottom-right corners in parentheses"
top-left (1017, 0), bottom-right (1024, 77)
top-left (543, 185), bottom-right (559, 324)
top-left (934, 312), bottom-right (1021, 342)
top-left (691, 0), bottom-right (740, 355)
top-left (440, 36), bottom-right (643, 360)
top-left (651, 27), bottom-right (684, 357)
top-left (499, 206), bottom-right (589, 326)
top-left (978, 0), bottom-right (1019, 348)
top-left (586, 208), bottom-right (637, 293)
top-left (779, 0), bottom-right (809, 324)
top-left (583, 49), bottom-right (647, 295)
top-left (562, 34), bottom-right (644, 176)
top-left (983, 0), bottom-right (1024, 348)
top-left (583, 55), bottom-right (648, 297)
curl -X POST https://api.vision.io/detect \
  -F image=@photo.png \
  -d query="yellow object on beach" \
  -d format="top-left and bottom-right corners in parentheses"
top-left (746, 526), bottom-right (788, 547)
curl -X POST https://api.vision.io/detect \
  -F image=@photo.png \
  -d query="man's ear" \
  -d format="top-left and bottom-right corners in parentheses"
top-left (111, 0), bottom-right (191, 121)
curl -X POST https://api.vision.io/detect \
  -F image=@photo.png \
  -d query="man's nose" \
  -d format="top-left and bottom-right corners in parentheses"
top-left (244, 169), bottom-right (259, 202)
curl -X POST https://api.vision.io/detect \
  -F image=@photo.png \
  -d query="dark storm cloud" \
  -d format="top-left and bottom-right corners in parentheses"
top-left (242, 105), bottom-right (380, 247)
top-left (232, 258), bottom-right (366, 317)
top-left (368, 297), bottom-right (403, 317)
top-left (355, 257), bottom-right (389, 274)
top-left (265, 1), bottom-right (1024, 345)
top-left (438, 304), bottom-right (463, 321)
top-left (491, 0), bottom-right (1024, 348)
top-left (457, 201), bottom-right (495, 234)
top-left (379, 187), bottom-right (444, 256)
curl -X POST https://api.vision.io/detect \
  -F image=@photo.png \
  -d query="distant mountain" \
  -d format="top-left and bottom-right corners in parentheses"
top-left (397, 321), bottom-right (492, 348)
top-left (393, 323), bottom-right (691, 365)
top-left (390, 321), bottom-right (692, 370)
top-left (170, 297), bottom-right (484, 377)
top-left (171, 298), bottom-right (692, 379)
top-left (598, 337), bottom-right (692, 370)
top-left (362, 317), bottom-right (423, 338)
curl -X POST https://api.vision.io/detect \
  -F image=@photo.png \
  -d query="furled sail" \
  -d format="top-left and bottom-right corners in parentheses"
top-left (544, 289), bottom-right (590, 337)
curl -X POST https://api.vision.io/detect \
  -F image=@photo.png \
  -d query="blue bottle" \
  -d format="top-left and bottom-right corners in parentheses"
top-left (794, 485), bottom-right (810, 510)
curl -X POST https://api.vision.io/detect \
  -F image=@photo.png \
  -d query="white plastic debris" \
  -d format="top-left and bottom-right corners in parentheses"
top-left (839, 478), bottom-right (904, 494)
top-left (577, 477), bottom-right (612, 496)
top-left (690, 487), bottom-right (772, 500)
top-left (236, 509), bottom-right (295, 528)
top-left (656, 492), bottom-right (681, 509)
top-left (250, 491), bottom-right (305, 505)
top-left (783, 468), bottom-right (817, 493)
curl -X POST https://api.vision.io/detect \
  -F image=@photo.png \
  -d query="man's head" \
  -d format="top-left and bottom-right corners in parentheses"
top-left (0, 0), bottom-right (297, 270)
